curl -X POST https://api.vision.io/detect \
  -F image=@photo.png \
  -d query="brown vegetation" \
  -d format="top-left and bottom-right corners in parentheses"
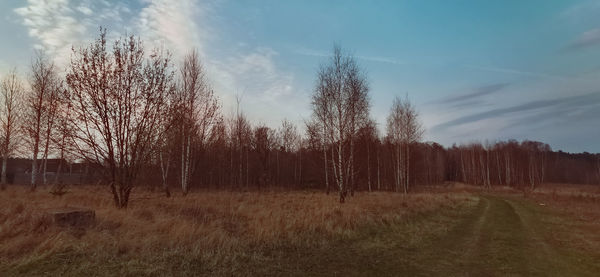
top-left (0, 185), bottom-right (471, 273)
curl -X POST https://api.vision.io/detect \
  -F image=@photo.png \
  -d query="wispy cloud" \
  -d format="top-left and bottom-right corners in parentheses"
top-left (561, 0), bottom-right (600, 23)
top-left (12, 0), bottom-right (302, 127)
top-left (14, 0), bottom-right (86, 65)
top-left (564, 28), bottom-right (600, 51)
top-left (439, 83), bottom-right (508, 105)
top-left (131, 1), bottom-right (302, 126)
top-left (295, 47), bottom-right (408, 66)
top-left (135, 0), bottom-right (211, 59)
top-left (355, 55), bottom-right (408, 66)
top-left (463, 64), bottom-right (581, 81)
top-left (432, 92), bottom-right (600, 132)
top-left (14, 0), bottom-right (131, 67)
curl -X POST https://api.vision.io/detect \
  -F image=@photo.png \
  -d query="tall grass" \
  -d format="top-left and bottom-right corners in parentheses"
top-left (0, 185), bottom-right (471, 274)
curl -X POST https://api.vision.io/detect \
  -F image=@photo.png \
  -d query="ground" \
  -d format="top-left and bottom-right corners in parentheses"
top-left (0, 184), bottom-right (599, 276)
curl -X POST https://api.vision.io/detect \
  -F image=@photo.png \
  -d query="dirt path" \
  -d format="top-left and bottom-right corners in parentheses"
top-left (411, 195), bottom-right (600, 276)
top-left (276, 194), bottom-right (600, 276)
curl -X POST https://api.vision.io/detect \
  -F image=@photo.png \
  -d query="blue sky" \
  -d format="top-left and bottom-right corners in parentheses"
top-left (1, 0), bottom-right (599, 152)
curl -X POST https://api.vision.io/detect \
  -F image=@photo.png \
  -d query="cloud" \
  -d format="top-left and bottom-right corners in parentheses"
top-left (562, 0), bottom-right (600, 22)
top-left (14, 0), bottom-right (86, 65)
top-left (355, 55), bottom-right (408, 66)
top-left (293, 47), bottom-right (329, 58)
top-left (564, 28), bottom-right (600, 51)
top-left (135, 0), bottom-right (211, 60)
top-left (132, 1), bottom-right (302, 126)
top-left (439, 83), bottom-right (508, 105)
top-left (11, 0), bottom-right (310, 129)
top-left (295, 47), bottom-right (409, 66)
top-left (13, 0), bottom-right (132, 67)
top-left (463, 64), bottom-right (584, 81)
top-left (432, 92), bottom-right (600, 132)
top-left (209, 47), bottom-right (306, 127)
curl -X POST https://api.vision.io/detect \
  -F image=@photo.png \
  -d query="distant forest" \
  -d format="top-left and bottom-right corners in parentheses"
top-left (1, 28), bottom-right (598, 206)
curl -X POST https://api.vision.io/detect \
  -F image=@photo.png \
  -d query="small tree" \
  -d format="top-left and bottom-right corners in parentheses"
top-left (0, 69), bottom-right (24, 189)
top-left (23, 52), bottom-right (62, 190)
top-left (386, 96), bottom-right (423, 194)
top-left (65, 29), bottom-right (175, 208)
top-left (177, 50), bottom-right (220, 195)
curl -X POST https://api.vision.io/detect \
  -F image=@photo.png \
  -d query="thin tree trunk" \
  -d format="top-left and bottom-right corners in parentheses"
top-left (496, 150), bottom-right (502, 185)
top-left (486, 149), bottom-right (490, 188)
top-left (460, 150), bottom-right (466, 183)
top-left (31, 142), bottom-right (39, 190)
top-left (324, 144), bottom-right (329, 194)
top-left (349, 137), bottom-right (355, 197)
top-left (42, 155), bottom-right (48, 185)
top-left (159, 150), bottom-right (171, 197)
top-left (377, 146), bottom-right (381, 191)
top-left (181, 133), bottom-right (186, 194)
top-left (1, 156), bottom-right (7, 189)
top-left (396, 144), bottom-right (401, 192)
top-left (299, 146), bottom-right (302, 188)
top-left (405, 143), bottom-right (410, 194)
top-left (54, 154), bottom-right (63, 184)
top-left (336, 139), bottom-right (344, 203)
top-left (505, 153), bottom-right (511, 186)
top-left (238, 143), bottom-right (244, 190)
top-left (367, 141), bottom-right (371, 192)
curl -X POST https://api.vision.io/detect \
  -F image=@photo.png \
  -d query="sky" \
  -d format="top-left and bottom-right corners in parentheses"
top-left (1, 0), bottom-right (599, 153)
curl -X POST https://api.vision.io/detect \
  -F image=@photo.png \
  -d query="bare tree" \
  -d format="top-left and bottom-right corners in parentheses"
top-left (177, 49), bottom-right (220, 195)
top-left (387, 97), bottom-right (404, 192)
top-left (51, 93), bottom-right (73, 185)
top-left (386, 95), bottom-right (423, 194)
top-left (40, 76), bottom-right (61, 185)
top-left (23, 52), bottom-right (62, 190)
top-left (0, 69), bottom-right (24, 189)
top-left (253, 124), bottom-right (276, 187)
top-left (65, 29), bottom-right (175, 208)
top-left (157, 92), bottom-right (180, 197)
top-left (305, 118), bottom-right (330, 194)
top-left (230, 99), bottom-right (252, 189)
top-left (280, 119), bottom-right (299, 187)
top-left (311, 45), bottom-right (370, 203)
top-left (358, 119), bottom-right (377, 192)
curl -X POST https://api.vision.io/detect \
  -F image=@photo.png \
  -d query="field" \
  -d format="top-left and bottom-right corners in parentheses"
top-left (1, 184), bottom-right (599, 276)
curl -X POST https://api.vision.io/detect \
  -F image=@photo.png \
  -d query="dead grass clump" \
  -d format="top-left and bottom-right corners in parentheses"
top-left (11, 202), bottom-right (25, 215)
top-left (30, 214), bottom-right (53, 233)
top-left (96, 219), bottom-right (122, 233)
top-left (134, 209), bottom-right (155, 222)
top-left (179, 206), bottom-right (218, 223)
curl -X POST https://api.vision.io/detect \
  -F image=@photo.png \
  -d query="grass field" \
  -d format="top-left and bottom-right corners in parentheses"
top-left (0, 184), bottom-right (599, 276)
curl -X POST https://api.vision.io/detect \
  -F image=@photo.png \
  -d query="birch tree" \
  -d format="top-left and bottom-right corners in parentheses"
top-left (0, 69), bottom-right (24, 189)
top-left (177, 50), bottom-right (220, 195)
top-left (386, 96), bottom-right (423, 194)
top-left (311, 45), bottom-right (370, 203)
top-left (24, 52), bottom-right (61, 190)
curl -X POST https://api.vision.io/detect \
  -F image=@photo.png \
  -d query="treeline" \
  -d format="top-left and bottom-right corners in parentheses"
top-left (139, 135), bottom-right (600, 193)
top-left (1, 29), bottom-right (599, 207)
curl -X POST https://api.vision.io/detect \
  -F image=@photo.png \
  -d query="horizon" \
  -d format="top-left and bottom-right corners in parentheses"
top-left (1, 0), bottom-right (600, 153)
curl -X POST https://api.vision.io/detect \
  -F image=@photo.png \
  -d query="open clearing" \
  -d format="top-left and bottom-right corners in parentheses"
top-left (1, 185), bottom-right (599, 276)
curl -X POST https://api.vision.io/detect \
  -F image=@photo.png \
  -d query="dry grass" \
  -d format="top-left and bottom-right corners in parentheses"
top-left (527, 184), bottom-right (600, 253)
top-left (0, 185), bottom-right (471, 275)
